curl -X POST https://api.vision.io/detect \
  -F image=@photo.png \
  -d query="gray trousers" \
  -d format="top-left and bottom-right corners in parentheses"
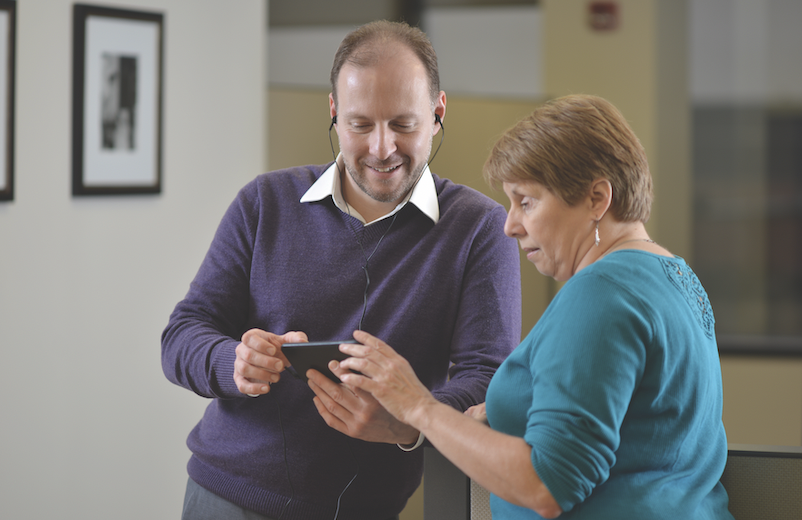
top-left (182, 478), bottom-right (277, 520)
top-left (181, 478), bottom-right (400, 520)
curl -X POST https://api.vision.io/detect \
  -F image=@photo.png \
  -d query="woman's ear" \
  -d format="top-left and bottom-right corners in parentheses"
top-left (589, 178), bottom-right (613, 218)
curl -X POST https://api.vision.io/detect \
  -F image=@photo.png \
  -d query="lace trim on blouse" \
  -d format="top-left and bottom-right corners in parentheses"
top-left (660, 258), bottom-right (715, 339)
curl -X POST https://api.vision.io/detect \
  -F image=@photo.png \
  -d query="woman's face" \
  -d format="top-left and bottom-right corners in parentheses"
top-left (503, 180), bottom-right (594, 281)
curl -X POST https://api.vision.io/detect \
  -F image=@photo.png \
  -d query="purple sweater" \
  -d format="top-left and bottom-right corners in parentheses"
top-left (161, 164), bottom-right (521, 519)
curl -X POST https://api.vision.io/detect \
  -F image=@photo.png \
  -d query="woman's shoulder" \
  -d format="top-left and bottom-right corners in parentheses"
top-left (552, 252), bottom-right (682, 315)
top-left (571, 251), bottom-right (714, 338)
top-left (581, 250), bottom-right (688, 284)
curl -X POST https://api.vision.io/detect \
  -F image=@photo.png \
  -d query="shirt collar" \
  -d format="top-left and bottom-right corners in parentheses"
top-left (300, 154), bottom-right (440, 225)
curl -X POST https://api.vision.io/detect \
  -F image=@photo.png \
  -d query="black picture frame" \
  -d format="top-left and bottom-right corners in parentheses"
top-left (0, 0), bottom-right (15, 202)
top-left (72, 4), bottom-right (164, 196)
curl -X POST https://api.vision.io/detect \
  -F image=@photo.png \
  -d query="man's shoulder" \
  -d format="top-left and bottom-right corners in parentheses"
top-left (255, 163), bottom-right (329, 186)
top-left (432, 173), bottom-right (504, 214)
top-left (239, 163), bottom-right (330, 199)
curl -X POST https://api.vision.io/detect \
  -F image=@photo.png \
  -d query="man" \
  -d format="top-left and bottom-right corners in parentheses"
top-left (162, 20), bottom-right (521, 520)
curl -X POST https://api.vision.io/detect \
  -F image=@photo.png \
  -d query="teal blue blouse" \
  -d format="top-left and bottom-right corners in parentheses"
top-left (486, 251), bottom-right (733, 519)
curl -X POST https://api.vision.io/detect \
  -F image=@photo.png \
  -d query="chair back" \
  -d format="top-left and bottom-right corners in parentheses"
top-left (423, 447), bottom-right (490, 520)
top-left (424, 444), bottom-right (802, 519)
top-left (721, 443), bottom-right (802, 520)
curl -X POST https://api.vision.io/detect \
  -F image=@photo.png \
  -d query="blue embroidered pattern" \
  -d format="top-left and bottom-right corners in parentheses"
top-left (660, 258), bottom-right (715, 339)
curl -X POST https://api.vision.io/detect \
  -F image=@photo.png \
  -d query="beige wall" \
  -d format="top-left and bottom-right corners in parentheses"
top-left (268, 0), bottom-right (801, 463)
top-left (543, 0), bottom-right (691, 260)
top-left (268, 2), bottom-right (802, 517)
top-left (540, 0), bottom-right (801, 448)
top-left (271, 1), bottom-right (693, 340)
top-left (721, 355), bottom-right (802, 446)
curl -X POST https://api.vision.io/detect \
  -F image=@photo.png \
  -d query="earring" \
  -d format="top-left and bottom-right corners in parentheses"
top-left (594, 221), bottom-right (600, 246)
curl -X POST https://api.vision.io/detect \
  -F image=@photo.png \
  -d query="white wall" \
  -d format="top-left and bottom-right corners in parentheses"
top-left (426, 6), bottom-right (543, 99)
top-left (268, 25), bottom-right (351, 89)
top-left (267, 5), bottom-right (544, 99)
top-left (0, 0), bottom-right (266, 518)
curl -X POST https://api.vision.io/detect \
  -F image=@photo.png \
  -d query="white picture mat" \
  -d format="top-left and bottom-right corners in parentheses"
top-left (83, 15), bottom-right (159, 187)
top-left (0, 10), bottom-right (8, 191)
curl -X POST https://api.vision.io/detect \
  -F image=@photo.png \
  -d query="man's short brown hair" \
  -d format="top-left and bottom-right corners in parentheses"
top-left (330, 20), bottom-right (440, 108)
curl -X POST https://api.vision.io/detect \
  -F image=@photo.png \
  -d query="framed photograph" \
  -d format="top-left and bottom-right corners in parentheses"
top-left (0, 0), bottom-right (15, 202)
top-left (72, 4), bottom-right (163, 196)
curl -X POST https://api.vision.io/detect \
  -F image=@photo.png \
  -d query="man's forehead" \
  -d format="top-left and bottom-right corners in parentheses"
top-left (338, 43), bottom-right (425, 83)
top-left (336, 65), bottom-right (430, 110)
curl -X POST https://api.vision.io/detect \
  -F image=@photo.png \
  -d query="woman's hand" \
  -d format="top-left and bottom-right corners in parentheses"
top-left (337, 330), bottom-right (439, 429)
top-left (340, 332), bottom-right (562, 517)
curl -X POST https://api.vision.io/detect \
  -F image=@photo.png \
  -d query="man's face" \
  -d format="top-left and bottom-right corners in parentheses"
top-left (331, 45), bottom-right (444, 207)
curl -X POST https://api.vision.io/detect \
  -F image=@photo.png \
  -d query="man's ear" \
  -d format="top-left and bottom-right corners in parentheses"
top-left (589, 178), bottom-right (613, 217)
top-left (329, 93), bottom-right (337, 122)
top-left (433, 91), bottom-right (446, 135)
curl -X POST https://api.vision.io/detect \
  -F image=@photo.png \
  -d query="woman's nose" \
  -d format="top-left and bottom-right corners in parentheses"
top-left (504, 211), bottom-right (524, 238)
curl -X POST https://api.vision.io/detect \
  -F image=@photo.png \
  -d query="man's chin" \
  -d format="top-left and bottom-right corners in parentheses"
top-left (362, 179), bottom-right (415, 204)
top-left (366, 188), bottom-right (407, 204)
top-left (347, 164), bottom-right (421, 204)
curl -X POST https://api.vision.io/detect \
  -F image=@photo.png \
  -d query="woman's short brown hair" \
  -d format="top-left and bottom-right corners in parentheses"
top-left (483, 94), bottom-right (653, 223)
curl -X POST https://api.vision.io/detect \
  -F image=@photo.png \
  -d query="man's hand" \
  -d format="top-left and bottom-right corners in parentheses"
top-left (308, 361), bottom-right (420, 445)
top-left (234, 329), bottom-right (307, 396)
top-left (465, 403), bottom-right (488, 424)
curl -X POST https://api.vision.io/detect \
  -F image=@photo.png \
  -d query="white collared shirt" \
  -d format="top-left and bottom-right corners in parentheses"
top-left (300, 154), bottom-right (440, 226)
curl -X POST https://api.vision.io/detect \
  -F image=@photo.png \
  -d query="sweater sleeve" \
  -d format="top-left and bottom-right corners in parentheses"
top-left (523, 272), bottom-right (650, 512)
top-left (433, 203), bottom-right (522, 411)
top-left (161, 182), bottom-right (259, 399)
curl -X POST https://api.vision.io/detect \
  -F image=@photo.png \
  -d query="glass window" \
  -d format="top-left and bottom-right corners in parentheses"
top-left (690, 0), bottom-right (802, 347)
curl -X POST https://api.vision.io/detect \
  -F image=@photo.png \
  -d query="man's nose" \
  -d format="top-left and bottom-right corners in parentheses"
top-left (369, 126), bottom-right (397, 160)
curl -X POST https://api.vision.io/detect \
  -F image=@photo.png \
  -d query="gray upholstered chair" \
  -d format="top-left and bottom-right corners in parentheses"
top-left (721, 444), bottom-right (802, 520)
top-left (423, 447), bottom-right (488, 520)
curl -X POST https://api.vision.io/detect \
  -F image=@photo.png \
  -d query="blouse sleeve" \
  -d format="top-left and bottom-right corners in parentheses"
top-left (523, 271), bottom-right (652, 512)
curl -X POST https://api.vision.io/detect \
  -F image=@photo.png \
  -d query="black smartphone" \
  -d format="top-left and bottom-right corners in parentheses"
top-left (282, 340), bottom-right (358, 383)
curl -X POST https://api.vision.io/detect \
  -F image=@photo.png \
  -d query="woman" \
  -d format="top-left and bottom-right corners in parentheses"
top-left (329, 95), bottom-right (734, 519)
